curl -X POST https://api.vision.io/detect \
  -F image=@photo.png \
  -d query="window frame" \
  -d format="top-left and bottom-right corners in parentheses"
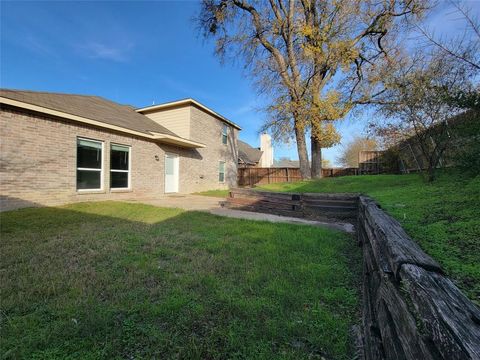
top-left (222, 124), bottom-right (228, 145)
top-left (110, 143), bottom-right (132, 191)
top-left (76, 137), bottom-right (104, 192)
top-left (219, 160), bottom-right (226, 183)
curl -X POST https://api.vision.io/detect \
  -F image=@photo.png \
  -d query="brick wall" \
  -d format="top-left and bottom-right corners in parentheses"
top-left (187, 105), bottom-right (238, 192)
top-left (0, 105), bottom-right (238, 211)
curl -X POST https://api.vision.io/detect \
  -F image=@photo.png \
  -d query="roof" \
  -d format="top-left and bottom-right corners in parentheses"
top-left (0, 89), bottom-right (176, 136)
top-left (274, 159), bottom-right (300, 168)
top-left (238, 140), bottom-right (263, 164)
top-left (137, 98), bottom-right (242, 130)
top-left (0, 89), bottom-right (205, 148)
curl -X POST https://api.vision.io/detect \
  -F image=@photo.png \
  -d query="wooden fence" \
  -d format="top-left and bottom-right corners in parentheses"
top-left (237, 167), bottom-right (358, 187)
top-left (358, 150), bottom-right (385, 174)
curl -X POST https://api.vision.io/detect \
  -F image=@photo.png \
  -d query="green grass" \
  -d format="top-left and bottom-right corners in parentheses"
top-left (0, 202), bottom-right (361, 359)
top-left (194, 189), bottom-right (230, 198)
top-left (260, 169), bottom-right (480, 304)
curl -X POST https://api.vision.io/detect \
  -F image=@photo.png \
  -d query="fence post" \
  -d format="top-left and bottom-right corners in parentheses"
top-left (286, 167), bottom-right (289, 182)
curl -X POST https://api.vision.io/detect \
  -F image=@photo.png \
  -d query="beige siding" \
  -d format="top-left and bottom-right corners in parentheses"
top-left (142, 105), bottom-right (191, 138)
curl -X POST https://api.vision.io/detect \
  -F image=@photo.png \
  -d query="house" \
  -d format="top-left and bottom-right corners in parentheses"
top-left (0, 89), bottom-right (241, 211)
top-left (273, 158), bottom-right (300, 168)
top-left (238, 140), bottom-right (263, 168)
top-left (237, 134), bottom-right (274, 168)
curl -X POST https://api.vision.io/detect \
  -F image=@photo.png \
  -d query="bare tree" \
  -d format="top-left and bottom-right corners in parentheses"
top-left (414, 1), bottom-right (480, 110)
top-left (338, 136), bottom-right (377, 168)
top-left (197, 0), bottom-right (426, 179)
top-left (418, 0), bottom-right (480, 71)
top-left (374, 50), bottom-right (477, 181)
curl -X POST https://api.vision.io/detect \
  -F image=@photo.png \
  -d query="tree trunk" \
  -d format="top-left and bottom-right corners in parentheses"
top-left (311, 136), bottom-right (322, 179)
top-left (295, 125), bottom-right (310, 179)
top-left (427, 165), bottom-right (435, 182)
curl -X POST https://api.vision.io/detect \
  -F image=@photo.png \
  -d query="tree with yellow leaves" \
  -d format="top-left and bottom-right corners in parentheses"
top-left (197, 0), bottom-right (427, 178)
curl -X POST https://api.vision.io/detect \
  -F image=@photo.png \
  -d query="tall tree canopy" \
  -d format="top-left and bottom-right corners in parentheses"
top-left (197, 0), bottom-right (426, 178)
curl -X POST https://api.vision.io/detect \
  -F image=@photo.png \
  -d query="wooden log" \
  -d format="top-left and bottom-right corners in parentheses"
top-left (302, 192), bottom-right (360, 201)
top-left (399, 264), bottom-right (480, 360)
top-left (301, 199), bottom-right (358, 207)
top-left (227, 198), bottom-right (301, 211)
top-left (362, 241), bottom-right (386, 360)
top-left (359, 196), bottom-right (442, 278)
top-left (358, 209), bottom-right (392, 274)
top-left (376, 279), bottom-right (436, 359)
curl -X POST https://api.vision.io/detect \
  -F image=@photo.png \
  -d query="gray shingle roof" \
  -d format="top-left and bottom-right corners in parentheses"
top-left (0, 89), bottom-right (177, 136)
top-left (274, 159), bottom-right (300, 168)
top-left (238, 140), bottom-right (263, 164)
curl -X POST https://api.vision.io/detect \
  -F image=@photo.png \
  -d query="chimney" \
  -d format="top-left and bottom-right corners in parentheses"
top-left (260, 133), bottom-right (274, 168)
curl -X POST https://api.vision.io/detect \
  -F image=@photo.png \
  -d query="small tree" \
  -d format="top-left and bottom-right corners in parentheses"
top-left (322, 158), bottom-right (332, 168)
top-left (338, 137), bottom-right (377, 168)
top-left (375, 51), bottom-right (476, 181)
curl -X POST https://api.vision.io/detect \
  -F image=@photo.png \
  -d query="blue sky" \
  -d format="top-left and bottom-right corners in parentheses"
top-left (1, 1), bottom-right (478, 165)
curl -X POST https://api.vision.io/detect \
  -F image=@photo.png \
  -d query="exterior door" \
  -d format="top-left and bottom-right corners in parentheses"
top-left (164, 153), bottom-right (179, 193)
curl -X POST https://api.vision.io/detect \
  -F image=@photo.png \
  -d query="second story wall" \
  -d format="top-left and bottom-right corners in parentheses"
top-left (142, 105), bottom-right (191, 139)
top-left (188, 105), bottom-right (238, 188)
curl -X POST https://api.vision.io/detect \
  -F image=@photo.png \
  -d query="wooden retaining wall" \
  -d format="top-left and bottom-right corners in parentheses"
top-left (226, 189), bottom-right (480, 359)
top-left (226, 188), bottom-right (358, 221)
top-left (358, 196), bottom-right (480, 360)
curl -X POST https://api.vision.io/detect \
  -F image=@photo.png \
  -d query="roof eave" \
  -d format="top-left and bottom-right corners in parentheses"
top-left (150, 132), bottom-right (206, 148)
top-left (136, 98), bottom-right (242, 130)
top-left (0, 97), bottom-right (206, 149)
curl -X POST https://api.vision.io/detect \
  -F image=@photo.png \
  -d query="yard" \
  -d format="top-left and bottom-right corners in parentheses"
top-left (0, 202), bottom-right (361, 359)
top-left (260, 169), bottom-right (480, 304)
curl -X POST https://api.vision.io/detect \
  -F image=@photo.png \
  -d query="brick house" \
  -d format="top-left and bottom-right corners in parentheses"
top-left (0, 89), bottom-right (240, 211)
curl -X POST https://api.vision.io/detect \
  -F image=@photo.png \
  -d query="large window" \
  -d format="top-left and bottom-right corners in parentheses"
top-left (222, 124), bottom-right (228, 145)
top-left (110, 144), bottom-right (130, 189)
top-left (77, 138), bottom-right (103, 190)
top-left (219, 161), bottom-right (225, 183)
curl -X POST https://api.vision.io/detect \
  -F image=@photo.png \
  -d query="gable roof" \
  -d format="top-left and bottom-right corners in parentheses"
top-left (137, 98), bottom-right (242, 130)
top-left (0, 89), bottom-right (205, 148)
top-left (238, 140), bottom-right (263, 165)
top-left (0, 89), bottom-right (176, 136)
top-left (274, 159), bottom-right (300, 168)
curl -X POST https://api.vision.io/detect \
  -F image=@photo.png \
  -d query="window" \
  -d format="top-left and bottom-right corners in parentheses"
top-left (219, 161), bottom-right (225, 182)
top-left (77, 138), bottom-right (103, 190)
top-left (110, 144), bottom-right (130, 189)
top-left (222, 124), bottom-right (228, 145)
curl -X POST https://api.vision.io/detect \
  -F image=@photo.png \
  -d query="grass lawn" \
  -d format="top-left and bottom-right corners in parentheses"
top-left (0, 202), bottom-right (361, 359)
top-left (194, 189), bottom-right (230, 198)
top-left (260, 169), bottom-right (480, 304)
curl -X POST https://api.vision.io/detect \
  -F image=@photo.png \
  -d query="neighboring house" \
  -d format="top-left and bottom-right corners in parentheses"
top-left (0, 89), bottom-right (240, 211)
top-left (237, 134), bottom-right (274, 168)
top-left (238, 140), bottom-right (263, 168)
top-left (274, 158), bottom-right (300, 168)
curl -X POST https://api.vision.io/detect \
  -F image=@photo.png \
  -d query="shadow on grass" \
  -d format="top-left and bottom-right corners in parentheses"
top-left (1, 201), bottom-right (361, 360)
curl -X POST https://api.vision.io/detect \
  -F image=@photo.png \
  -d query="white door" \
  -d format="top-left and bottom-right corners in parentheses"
top-left (164, 153), bottom-right (179, 193)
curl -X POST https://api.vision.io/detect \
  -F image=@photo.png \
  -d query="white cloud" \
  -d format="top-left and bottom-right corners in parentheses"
top-left (77, 41), bottom-right (134, 62)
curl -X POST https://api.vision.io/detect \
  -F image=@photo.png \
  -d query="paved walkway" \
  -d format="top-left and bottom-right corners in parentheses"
top-left (131, 194), bottom-right (355, 233)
